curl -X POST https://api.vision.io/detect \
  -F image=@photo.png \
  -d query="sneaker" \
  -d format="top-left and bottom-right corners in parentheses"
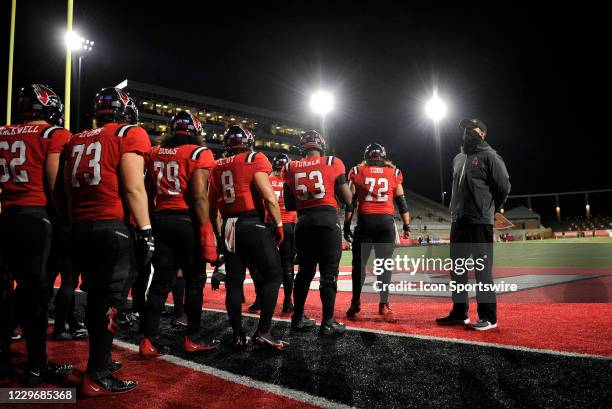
top-left (435, 312), bottom-right (470, 326)
top-left (378, 303), bottom-right (395, 321)
top-left (291, 314), bottom-right (316, 332)
top-left (253, 331), bottom-right (288, 350)
top-left (183, 336), bottom-right (221, 352)
top-left (139, 338), bottom-right (161, 358)
top-left (247, 300), bottom-right (261, 313)
top-left (171, 315), bottom-right (188, 327)
top-left (282, 298), bottom-right (294, 313)
top-left (319, 319), bottom-right (346, 337)
top-left (470, 319), bottom-right (497, 331)
top-left (346, 301), bottom-right (361, 320)
top-left (22, 362), bottom-right (73, 386)
top-left (79, 373), bottom-right (137, 397)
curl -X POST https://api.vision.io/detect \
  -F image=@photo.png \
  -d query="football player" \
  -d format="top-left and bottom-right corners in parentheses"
top-left (268, 153), bottom-right (297, 313)
top-left (64, 87), bottom-right (152, 396)
top-left (283, 131), bottom-right (352, 336)
top-left (344, 143), bottom-right (410, 320)
top-left (209, 124), bottom-right (286, 349)
top-left (139, 111), bottom-right (219, 357)
top-left (0, 84), bottom-right (73, 385)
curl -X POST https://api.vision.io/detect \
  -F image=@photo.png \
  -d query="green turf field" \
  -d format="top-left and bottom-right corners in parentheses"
top-left (341, 237), bottom-right (612, 268)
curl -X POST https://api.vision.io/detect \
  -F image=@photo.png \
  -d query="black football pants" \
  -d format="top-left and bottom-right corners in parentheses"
top-left (293, 212), bottom-right (342, 321)
top-left (70, 220), bottom-right (132, 378)
top-left (145, 212), bottom-right (206, 338)
top-left (279, 223), bottom-right (296, 302)
top-left (351, 214), bottom-right (396, 304)
top-left (449, 220), bottom-right (496, 323)
top-left (223, 216), bottom-right (282, 335)
top-left (0, 206), bottom-right (52, 370)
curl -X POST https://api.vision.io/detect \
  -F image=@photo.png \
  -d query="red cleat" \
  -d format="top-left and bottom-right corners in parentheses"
top-left (139, 338), bottom-right (161, 358)
top-left (79, 373), bottom-right (137, 398)
top-left (183, 336), bottom-right (221, 352)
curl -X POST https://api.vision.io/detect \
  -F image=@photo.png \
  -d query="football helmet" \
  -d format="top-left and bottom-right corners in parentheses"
top-left (16, 84), bottom-right (64, 126)
top-left (298, 130), bottom-right (325, 156)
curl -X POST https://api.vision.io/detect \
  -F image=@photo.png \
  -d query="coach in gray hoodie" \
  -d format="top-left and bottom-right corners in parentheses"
top-left (436, 118), bottom-right (510, 330)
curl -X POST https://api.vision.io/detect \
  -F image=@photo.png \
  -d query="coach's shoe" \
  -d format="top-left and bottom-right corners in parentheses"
top-left (346, 301), bottom-right (361, 320)
top-left (80, 373), bottom-right (138, 397)
top-left (139, 338), bottom-right (162, 358)
top-left (108, 360), bottom-right (122, 373)
top-left (248, 299), bottom-right (261, 313)
top-left (470, 319), bottom-right (497, 331)
top-left (291, 314), bottom-right (316, 332)
top-left (231, 331), bottom-right (252, 350)
top-left (319, 319), bottom-right (346, 337)
top-left (378, 303), bottom-right (395, 321)
top-left (22, 362), bottom-right (73, 386)
top-left (435, 312), bottom-right (470, 326)
top-left (282, 298), bottom-right (294, 313)
top-left (183, 336), bottom-right (221, 352)
top-left (253, 331), bottom-right (289, 350)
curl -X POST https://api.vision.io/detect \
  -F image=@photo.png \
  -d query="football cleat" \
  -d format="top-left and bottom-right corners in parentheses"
top-left (139, 338), bottom-right (161, 358)
top-left (435, 312), bottom-right (470, 326)
top-left (378, 303), bottom-right (395, 321)
top-left (291, 314), bottom-right (316, 332)
top-left (253, 332), bottom-right (288, 350)
top-left (22, 362), bottom-right (73, 386)
top-left (183, 336), bottom-right (221, 353)
top-left (346, 301), bottom-right (361, 320)
top-left (79, 373), bottom-right (138, 397)
top-left (319, 319), bottom-right (346, 337)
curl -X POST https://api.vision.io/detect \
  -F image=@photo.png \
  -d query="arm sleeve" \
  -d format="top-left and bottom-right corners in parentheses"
top-left (394, 195), bottom-right (409, 214)
top-left (283, 184), bottom-right (296, 211)
top-left (46, 129), bottom-right (72, 154)
top-left (488, 153), bottom-right (511, 212)
top-left (120, 126), bottom-right (151, 155)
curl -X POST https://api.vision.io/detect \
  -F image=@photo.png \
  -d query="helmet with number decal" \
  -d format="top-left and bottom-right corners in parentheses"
top-left (298, 130), bottom-right (326, 156)
top-left (169, 111), bottom-right (202, 136)
top-left (93, 87), bottom-right (135, 125)
top-left (16, 84), bottom-right (64, 126)
top-left (363, 143), bottom-right (387, 161)
top-left (272, 153), bottom-right (290, 171)
top-left (223, 124), bottom-right (254, 152)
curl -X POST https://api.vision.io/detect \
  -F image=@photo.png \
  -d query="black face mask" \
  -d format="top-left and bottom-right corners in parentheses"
top-left (462, 128), bottom-right (482, 151)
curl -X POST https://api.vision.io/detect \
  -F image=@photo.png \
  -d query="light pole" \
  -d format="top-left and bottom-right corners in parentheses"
top-left (310, 90), bottom-right (334, 151)
top-left (65, 32), bottom-right (94, 131)
top-left (425, 92), bottom-right (447, 205)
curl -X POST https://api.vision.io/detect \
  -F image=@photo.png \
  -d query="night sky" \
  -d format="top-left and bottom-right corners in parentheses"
top-left (1, 2), bottom-right (609, 219)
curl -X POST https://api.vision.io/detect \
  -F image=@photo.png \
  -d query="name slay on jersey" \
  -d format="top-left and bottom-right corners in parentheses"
top-left (293, 158), bottom-right (323, 167)
top-left (158, 147), bottom-right (179, 155)
top-left (0, 125), bottom-right (41, 136)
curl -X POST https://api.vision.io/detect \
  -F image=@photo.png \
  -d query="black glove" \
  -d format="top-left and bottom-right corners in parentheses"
top-left (135, 227), bottom-right (155, 267)
top-left (343, 221), bottom-right (354, 242)
top-left (403, 224), bottom-right (411, 233)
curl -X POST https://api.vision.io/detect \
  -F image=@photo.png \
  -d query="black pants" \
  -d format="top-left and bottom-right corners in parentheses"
top-left (449, 220), bottom-right (496, 323)
top-left (71, 220), bottom-right (132, 378)
top-left (0, 206), bottom-right (52, 369)
top-left (279, 223), bottom-right (296, 301)
top-left (0, 256), bottom-right (14, 365)
top-left (47, 224), bottom-right (79, 334)
top-left (145, 212), bottom-right (206, 338)
top-left (351, 214), bottom-right (396, 304)
top-left (223, 216), bottom-right (282, 335)
top-left (293, 210), bottom-right (342, 321)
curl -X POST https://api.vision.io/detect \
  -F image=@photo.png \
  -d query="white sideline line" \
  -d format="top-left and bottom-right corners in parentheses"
top-left (113, 339), bottom-right (353, 409)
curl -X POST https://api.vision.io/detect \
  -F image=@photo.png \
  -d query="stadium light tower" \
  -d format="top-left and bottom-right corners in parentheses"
top-left (65, 31), bottom-right (94, 131)
top-left (425, 92), bottom-right (448, 205)
top-left (310, 90), bottom-right (335, 150)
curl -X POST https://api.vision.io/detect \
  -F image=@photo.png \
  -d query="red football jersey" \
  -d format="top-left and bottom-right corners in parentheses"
top-left (0, 124), bottom-right (71, 208)
top-left (209, 151), bottom-right (272, 216)
top-left (65, 123), bottom-right (151, 221)
top-left (348, 164), bottom-right (403, 215)
top-left (266, 174), bottom-right (297, 224)
top-left (283, 155), bottom-right (346, 210)
top-left (147, 145), bottom-right (215, 211)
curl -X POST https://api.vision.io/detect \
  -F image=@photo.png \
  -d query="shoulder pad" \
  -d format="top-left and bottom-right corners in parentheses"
top-left (246, 151), bottom-right (258, 163)
top-left (41, 126), bottom-right (63, 139)
top-left (116, 124), bottom-right (138, 137)
top-left (326, 156), bottom-right (335, 166)
top-left (191, 146), bottom-right (209, 160)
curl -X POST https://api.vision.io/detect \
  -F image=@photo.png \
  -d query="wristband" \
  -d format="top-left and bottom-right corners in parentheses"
top-left (139, 225), bottom-right (152, 231)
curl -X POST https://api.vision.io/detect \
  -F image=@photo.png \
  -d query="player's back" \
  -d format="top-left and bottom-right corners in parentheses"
top-left (0, 123), bottom-right (70, 208)
top-left (284, 155), bottom-right (345, 211)
top-left (210, 150), bottom-right (271, 217)
top-left (65, 123), bottom-right (150, 221)
top-left (349, 164), bottom-right (402, 215)
top-left (147, 144), bottom-right (213, 211)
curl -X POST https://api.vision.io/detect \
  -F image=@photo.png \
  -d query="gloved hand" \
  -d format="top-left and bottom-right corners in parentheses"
top-left (200, 221), bottom-right (218, 263)
top-left (343, 221), bottom-right (353, 243)
top-left (274, 223), bottom-right (284, 246)
top-left (403, 224), bottom-right (411, 239)
top-left (135, 226), bottom-right (155, 266)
